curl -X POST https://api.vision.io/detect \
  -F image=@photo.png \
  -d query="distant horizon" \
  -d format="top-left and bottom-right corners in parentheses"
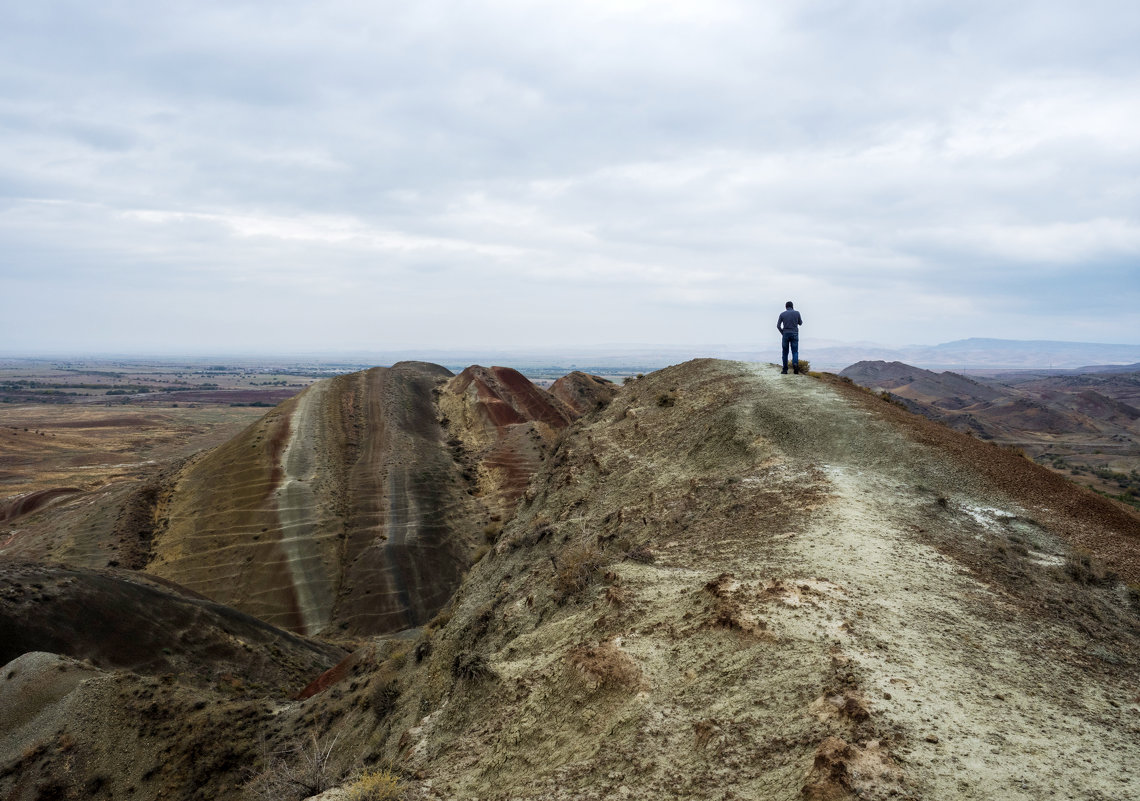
top-left (5, 335), bottom-right (1140, 357)
top-left (3, 335), bottom-right (1140, 372)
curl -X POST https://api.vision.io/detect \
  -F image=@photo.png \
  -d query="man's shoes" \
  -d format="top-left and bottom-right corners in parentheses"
top-left (781, 369), bottom-right (788, 374)
top-left (793, 366), bottom-right (800, 374)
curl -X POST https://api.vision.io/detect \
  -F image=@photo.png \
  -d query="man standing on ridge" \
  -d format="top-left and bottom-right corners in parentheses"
top-left (777, 301), bottom-right (803, 374)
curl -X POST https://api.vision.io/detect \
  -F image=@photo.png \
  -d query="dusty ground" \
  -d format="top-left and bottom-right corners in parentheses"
top-left (2, 359), bottom-right (1138, 801)
top-left (0, 404), bottom-right (266, 499)
top-left (350, 359), bottom-right (1140, 800)
top-left (0, 403), bottom-right (267, 568)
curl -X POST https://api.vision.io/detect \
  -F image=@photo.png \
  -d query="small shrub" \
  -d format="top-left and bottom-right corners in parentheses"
top-left (554, 544), bottom-right (608, 600)
top-left (1064, 550), bottom-right (1115, 585)
top-left (452, 652), bottom-right (494, 681)
top-left (796, 359), bottom-right (811, 373)
top-left (656, 391), bottom-right (677, 407)
top-left (347, 769), bottom-right (405, 801)
top-left (567, 641), bottom-right (642, 689)
top-left (370, 680), bottom-right (400, 720)
top-left (245, 733), bottom-right (344, 801)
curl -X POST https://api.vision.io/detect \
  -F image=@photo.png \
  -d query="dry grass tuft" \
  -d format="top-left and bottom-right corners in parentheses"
top-left (471, 544), bottom-right (491, 565)
top-left (451, 652), bottom-right (495, 682)
top-left (1064, 549), bottom-right (1117, 585)
top-left (347, 768), bottom-right (405, 801)
top-left (567, 640), bottom-right (642, 689)
top-left (624, 544), bottom-right (655, 564)
top-left (604, 585), bottom-right (630, 606)
top-left (424, 609), bottom-right (452, 634)
top-left (554, 544), bottom-right (608, 600)
top-left (369, 679), bottom-right (400, 720)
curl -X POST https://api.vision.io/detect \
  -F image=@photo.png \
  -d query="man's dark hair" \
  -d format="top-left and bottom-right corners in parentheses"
top-left (785, 301), bottom-right (794, 309)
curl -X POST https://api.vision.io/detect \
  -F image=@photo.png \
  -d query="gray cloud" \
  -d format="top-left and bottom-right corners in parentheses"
top-left (2, 0), bottom-right (1138, 354)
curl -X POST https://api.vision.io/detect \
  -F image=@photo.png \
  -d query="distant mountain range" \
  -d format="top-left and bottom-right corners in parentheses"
top-left (811, 339), bottom-right (1140, 370)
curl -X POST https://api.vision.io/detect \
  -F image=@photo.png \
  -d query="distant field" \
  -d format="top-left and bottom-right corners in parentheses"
top-left (0, 357), bottom-right (347, 407)
top-left (0, 402), bottom-right (271, 509)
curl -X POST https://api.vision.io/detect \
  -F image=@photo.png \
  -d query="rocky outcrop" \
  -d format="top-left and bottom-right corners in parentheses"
top-left (146, 363), bottom-right (473, 637)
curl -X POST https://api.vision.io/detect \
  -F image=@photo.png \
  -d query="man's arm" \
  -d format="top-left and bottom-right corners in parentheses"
top-left (776, 314), bottom-right (784, 333)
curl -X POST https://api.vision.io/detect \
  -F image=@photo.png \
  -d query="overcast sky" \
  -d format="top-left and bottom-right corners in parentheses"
top-left (2, 0), bottom-right (1138, 355)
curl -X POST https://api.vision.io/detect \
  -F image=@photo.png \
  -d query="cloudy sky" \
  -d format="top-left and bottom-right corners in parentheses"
top-left (2, 0), bottom-right (1138, 355)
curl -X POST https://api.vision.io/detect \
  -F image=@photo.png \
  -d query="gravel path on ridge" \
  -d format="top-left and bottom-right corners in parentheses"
top-left (740, 362), bottom-right (1140, 800)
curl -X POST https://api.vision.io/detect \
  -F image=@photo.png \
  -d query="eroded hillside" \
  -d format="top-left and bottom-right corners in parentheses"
top-left (146, 362), bottom-right (589, 637)
top-left (841, 360), bottom-right (1140, 506)
top-left (2, 360), bottom-right (1139, 801)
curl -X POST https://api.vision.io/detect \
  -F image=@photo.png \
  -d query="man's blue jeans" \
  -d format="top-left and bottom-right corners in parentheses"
top-left (781, 332), bottom-right (799, 370)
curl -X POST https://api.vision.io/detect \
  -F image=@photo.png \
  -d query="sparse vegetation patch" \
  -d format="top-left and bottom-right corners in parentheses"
top-left (347, 769), bottom-right (406, 801)
top-left (553, 543), bottom-right (609, 600)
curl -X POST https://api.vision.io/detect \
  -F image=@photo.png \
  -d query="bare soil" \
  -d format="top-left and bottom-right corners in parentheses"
top-left (2, 359), bottom-right (1138, 801)
top-left (350, 359), bottom-right (1140, 800)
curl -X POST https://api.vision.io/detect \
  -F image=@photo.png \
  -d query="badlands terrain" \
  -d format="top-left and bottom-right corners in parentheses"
top-left (840, 361), bottom-right (1140, 506)
top-left (1, 359), bottom-right (1139, 800)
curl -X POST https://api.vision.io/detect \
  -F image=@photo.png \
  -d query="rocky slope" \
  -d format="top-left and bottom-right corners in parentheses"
top-left (2, 359), bottom-right (1139, 801)
top-left (0, 562), bottom-right (345, 693)
top-left (841, 360), bottom-right (1140, 504)
top-left (350, 359), bottom-right (1140, 800)
top-left (839, 360), bottom-right (1090, 437)
top-left (145, 362), bottom-right (588, 637)
top-left (0, 362), bottom-right (597, 641)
